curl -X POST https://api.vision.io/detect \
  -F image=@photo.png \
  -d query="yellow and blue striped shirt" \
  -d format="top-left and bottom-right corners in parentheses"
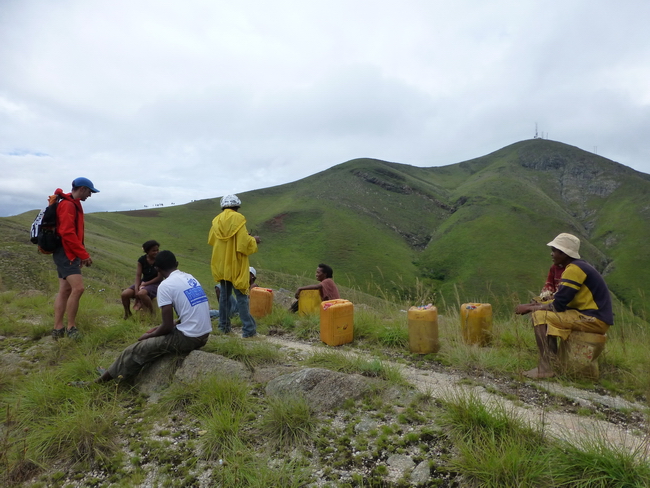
top-left (553, 260), bottom-right (614, 325)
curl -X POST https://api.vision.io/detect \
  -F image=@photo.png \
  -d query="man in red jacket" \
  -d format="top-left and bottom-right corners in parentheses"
top-left (52, 177), bottom-right (99, 340)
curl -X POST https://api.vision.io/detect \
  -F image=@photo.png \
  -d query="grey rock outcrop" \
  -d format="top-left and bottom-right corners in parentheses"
top-left (410, 460), bottom-right (431, 484)
top-left (133, 350), bottom-right (251, 401)
top-left (386, 454), bottom-right (415, 480)
top-left (354, 418), bottom-right (378, 433)
top-left (252, 365), bottom-right (300, 384)
top-left (136, 354), bottom-right (185, 400)
top-left (0, 351), bottom-right (24, 374)
top-left (265, 367), bottom-right (373, 412)
top-left (174, 350), bottom-right (251, 383)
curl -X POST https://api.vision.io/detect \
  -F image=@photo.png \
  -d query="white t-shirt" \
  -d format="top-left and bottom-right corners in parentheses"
top-left (157, 270), bottom-right (212, 337)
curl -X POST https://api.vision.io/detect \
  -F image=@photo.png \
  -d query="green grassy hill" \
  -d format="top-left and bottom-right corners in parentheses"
top-left (2, 138), bottom-right (649, 319)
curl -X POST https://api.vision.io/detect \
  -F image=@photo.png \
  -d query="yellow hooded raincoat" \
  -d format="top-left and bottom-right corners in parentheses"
top-left (208, 209), bottom-right (258, 294)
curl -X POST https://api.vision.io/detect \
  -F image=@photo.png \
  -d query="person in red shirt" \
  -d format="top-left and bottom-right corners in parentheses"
top-left (539, 264), bottom-right (564, 300)
top-left (290, 263), bottom-right (340, 312)
top-left (51, 177), bottom-right (99, 340)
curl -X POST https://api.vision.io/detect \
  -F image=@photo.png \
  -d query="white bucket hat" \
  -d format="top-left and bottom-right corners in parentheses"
top-left (249, 266), bottom-right (257, 278)
top-left (220, 194), bottom-right (241, 209)
top-left (547, 233), bottom-right (581, 259)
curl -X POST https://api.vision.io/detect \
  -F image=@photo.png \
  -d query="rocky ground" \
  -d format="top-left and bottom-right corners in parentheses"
top-left (1, 320), bottom-right (649, 487)
top-left (265, 332), bottom-right (648, 454)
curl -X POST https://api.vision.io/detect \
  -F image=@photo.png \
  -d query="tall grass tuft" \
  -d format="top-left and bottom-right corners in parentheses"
top-left (453, 433), bottom-right (554, 487)
top-left (375, 319), bottom-right (409, 348)
top-left (441, 390), bottom-right (543, 443)
top-left (260, 394), bottom-right (315, 448)
top-left (200, 406), bottom-right (248, 458)
top-left (2, 374), bottom-right (122, 469)
top-left (26, 400), bottom-right (119, 463)
top-left (212, 437), bottom-right (312, 487)
top-left (285, 313), bottom-right (320, 340)
top-left (350, 306), bottom-right (383, 342)
top-left (304, 350), bottom-right (404, 384)
top-left (351, 307), bottom-right (409, 348)
top-left (159, 375), bottom-right (252, 416)
top-left (440, 391), bottom-right (553, 487)
top-left (161, 376), bottom-right (254, 460)
top-left (440, 391), bottom-right (650, 487)
top-left (257, 305), bottom-right (298, 331)
top-left (555, 435), bottom-right (650, 487)
top-left (202, 335), bottom-right (283, 369)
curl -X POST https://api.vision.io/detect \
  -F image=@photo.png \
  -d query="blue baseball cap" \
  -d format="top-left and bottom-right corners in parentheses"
top-left (72, 177), bottom-right (100, 193)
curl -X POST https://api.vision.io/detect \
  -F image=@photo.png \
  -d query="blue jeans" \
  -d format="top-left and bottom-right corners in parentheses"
top-left (210, 284), bottom-right (237, 319)
top-left (219, 280), bottom-right (256, 337)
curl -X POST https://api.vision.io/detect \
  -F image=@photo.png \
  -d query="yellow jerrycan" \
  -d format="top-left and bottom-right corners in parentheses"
top-left (408, 305), bottom-right (440, 354)
top-left (249, 287), bottom-right (273, 318)
top-left (298, 289), bottom-right (322, 315)
top-left (460, 303), bottom-right (492, 345)
top-left (320, 299), bottom-right (354, 346)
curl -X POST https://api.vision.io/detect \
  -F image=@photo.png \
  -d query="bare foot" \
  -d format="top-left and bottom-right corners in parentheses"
top-left (522, 367), bottom-right (555, 379)
top-left (123, 311), bottom-right (132, 320)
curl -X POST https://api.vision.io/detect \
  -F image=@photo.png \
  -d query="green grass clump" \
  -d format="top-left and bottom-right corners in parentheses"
top-left (201, 335), bottom-right (283, 369)
top-left (212, 438), bottom-right (312, 487)
top-left (260, 394), bottom-right (315, 448)
top-left (555, 436), bottom-right (650, 487)
top-left (26, 401), bottom-right (119, 463)
top-left (375, 320), bottom-right (409, 348)
top-left (200, 406), bottom-right (248, 457)
top-left (441, 391), bottom-right (543, 442)
top-left (158, 375), bottom-right (255, 460)
top-left (440, 391), bottom-right (650, 487)
top-left (304, 350), bottom-right (404, 384)
top-left (1, 373), bottom-right (123, 471)
top-left (257, 305), bottom-right (298, 331)
top-left (351, 308), bottom-right (410, 348)
top-left (159, 375), bottom-right (252, 416)
top-left (440, 392), bottom-right (557, 486)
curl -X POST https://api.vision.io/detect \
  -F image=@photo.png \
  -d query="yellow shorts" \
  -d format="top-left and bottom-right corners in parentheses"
top-left (531, 309), bottom-right (609, 341)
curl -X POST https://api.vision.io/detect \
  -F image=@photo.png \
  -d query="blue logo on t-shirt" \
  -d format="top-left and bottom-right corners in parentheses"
top-left (184, 279), bottom-right (208, 306)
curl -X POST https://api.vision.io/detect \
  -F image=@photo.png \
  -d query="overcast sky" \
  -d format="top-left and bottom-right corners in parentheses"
top-left (1, 0), bottom-right (649, 217)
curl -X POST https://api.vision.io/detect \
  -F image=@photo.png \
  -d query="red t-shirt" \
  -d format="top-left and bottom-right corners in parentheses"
top-left (320, 278), bottom-right (340, 301)
top-left (541, 264), bottom-right (564, 294)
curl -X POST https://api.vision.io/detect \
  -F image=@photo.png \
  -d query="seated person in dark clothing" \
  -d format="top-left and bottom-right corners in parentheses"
top-left (290, 263), bottom-right (340, 313)
top-left (121, 240), bottom-right (163, 319)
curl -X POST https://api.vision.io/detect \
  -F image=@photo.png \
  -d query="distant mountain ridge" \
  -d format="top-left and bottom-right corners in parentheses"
top-left (238, 139), bottom-right (650, 316)
top-left (1, 139), bottom-right (648, 319)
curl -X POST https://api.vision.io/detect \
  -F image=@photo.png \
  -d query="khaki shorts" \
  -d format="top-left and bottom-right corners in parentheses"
top-left (531, 309), bottom-right (609, 340)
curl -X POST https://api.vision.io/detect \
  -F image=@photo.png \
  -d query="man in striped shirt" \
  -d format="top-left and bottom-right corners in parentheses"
top-left (515, 233), bottom-right (613, 379)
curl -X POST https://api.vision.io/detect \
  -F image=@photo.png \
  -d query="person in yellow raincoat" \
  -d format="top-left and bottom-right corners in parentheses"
top-left (208, 194), bottom-right (260, 337)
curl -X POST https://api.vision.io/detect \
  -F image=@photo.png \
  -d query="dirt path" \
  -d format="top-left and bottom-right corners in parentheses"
top-left (266, 336), bottom-right (649, 458)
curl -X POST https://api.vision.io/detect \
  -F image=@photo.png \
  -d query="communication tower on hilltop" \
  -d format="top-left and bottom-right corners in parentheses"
top-left (534, 123), bottom-right (539, 139)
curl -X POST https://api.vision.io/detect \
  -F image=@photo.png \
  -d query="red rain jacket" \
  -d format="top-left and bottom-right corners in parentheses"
top-left (54, 188), bottom-right (89, 261)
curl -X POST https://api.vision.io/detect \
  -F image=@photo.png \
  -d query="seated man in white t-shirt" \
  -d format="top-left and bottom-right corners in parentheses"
top-left (93, 250), bottom-right (212, 383)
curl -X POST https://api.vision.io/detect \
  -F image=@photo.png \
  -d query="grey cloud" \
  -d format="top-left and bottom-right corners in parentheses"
top-left (1, 1), bottom-right (650, 216)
